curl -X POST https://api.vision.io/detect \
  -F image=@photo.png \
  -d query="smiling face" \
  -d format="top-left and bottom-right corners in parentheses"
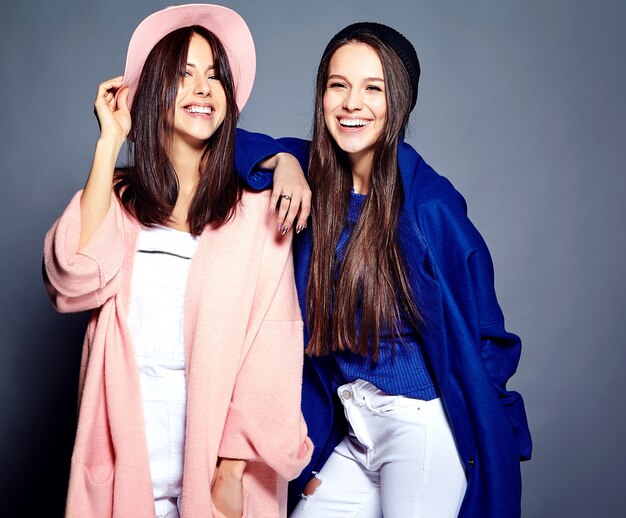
top-left (172, 32), bottom-right (227, 151)
top-left (323, 42), bottom-right (387, 174)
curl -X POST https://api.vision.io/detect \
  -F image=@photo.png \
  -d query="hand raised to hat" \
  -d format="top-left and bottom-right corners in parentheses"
top-left (79, 77), bottom-right (131, 249)
top-left (93, 76), bottom-right (131, 143)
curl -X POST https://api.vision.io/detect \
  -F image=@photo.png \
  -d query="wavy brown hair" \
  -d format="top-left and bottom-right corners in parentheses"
top-left (306, 34), bottom-right (423, 360)
top-left (114, 26), bottom-right (241, 236)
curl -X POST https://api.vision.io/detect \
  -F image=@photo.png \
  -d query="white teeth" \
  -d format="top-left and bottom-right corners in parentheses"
top-left (339, 118), bottom-right (369, 127)
top-left (186, 105), bottom-right (212, 114)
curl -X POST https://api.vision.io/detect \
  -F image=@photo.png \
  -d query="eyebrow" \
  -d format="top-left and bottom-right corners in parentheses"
top-left (186, 63), bottom-right (216, 71)
top-left (327, 73), bottom-right (384, 83)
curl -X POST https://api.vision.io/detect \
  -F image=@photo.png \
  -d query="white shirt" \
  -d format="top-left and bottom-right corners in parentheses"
top-left (128, 225), bottom-right (200, 504)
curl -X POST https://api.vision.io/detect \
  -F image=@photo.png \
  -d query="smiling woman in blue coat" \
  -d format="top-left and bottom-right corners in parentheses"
top-left (235, 21), bottom-right (531, 518)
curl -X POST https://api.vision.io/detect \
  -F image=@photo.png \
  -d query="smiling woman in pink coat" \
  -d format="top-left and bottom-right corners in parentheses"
top-left (43, 4), bottom-right (312, 517)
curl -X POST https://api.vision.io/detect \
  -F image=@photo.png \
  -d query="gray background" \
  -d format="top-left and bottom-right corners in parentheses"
top-left (1, 0), bottom-right (624, 516)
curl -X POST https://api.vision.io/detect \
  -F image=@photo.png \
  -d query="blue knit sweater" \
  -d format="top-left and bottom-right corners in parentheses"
top-left (331, 191), bottom-right (438, 400)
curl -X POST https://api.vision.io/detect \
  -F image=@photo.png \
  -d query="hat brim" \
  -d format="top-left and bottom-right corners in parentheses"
top-left (122, 3), bottom-right (256, 111)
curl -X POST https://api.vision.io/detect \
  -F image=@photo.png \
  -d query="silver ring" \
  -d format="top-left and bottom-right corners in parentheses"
top-left (281, 194), bottom-right (292, 201)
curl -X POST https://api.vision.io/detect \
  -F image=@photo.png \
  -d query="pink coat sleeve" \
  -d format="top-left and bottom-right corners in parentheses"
top-left (218, 233), bottom-right (313, 481)
top-left (43, 191), bottom-right (126, 312)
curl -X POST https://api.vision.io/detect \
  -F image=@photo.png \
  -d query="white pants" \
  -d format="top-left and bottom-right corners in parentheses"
top-left (290, 379), bottom-right (467, 518)
top-left (140, 370), bottom-right (187, 518)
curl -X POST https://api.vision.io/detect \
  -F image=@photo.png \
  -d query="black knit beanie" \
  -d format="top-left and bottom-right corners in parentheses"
top-left (321, 22), bottom-right (420, 111)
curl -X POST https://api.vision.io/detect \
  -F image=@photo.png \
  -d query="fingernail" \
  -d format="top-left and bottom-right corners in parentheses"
top-left (277, 223), bottom-right (283, 232)
top-left (281, 227), bottom-right (289, 236)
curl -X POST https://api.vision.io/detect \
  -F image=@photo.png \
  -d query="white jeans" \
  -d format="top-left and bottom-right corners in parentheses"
top-left (290, 379), bottom-right (467, 518)
top-left (140, 371), bottom-right (187, 518)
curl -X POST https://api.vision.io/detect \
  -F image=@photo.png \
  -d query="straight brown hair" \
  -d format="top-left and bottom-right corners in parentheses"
top-left (114, 26), bottom-right (241, 236)
top-left (306, 34), bottom-right (423, 360)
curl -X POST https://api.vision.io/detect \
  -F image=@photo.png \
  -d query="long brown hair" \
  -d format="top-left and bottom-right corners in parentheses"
top-left (114, 26), bottom-right (241, 236)
top-left (306, 34), bottom-right (423, 360)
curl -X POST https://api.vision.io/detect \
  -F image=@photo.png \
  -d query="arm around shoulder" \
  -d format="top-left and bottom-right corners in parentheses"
top-left (234, 129), bottom-right (311, 189)
top-left (234, 128), bottom-right (291, 190)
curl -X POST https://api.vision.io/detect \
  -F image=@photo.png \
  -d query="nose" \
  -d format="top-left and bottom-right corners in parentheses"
top-left (342, 88), bottom-right (362, 111)
top-left (194, 76), bottom-right (212, 97)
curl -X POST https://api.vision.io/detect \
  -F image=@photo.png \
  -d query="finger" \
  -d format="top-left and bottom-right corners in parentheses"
top-left (283, 191), bottom-right (302, 231)
top-left (97, 77), bottom-right (124, 94)
top-left (275, 195), bottom-right (292, 234)
top-left (268, 184), bottom-right (282, 216)
top-left (95, 78), bottom-right (124, 103)
top-left (101, 75), bottom-right (124, 86)
top-left (95, 91), bottom-right (122, 115)
top-left (295, 189), bottom-right (312, 232)
top-left (104, 92), bottom-right (116, 109)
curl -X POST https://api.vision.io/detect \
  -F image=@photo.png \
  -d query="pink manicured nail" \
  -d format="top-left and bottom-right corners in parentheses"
top-left (281, 227), bottom-right (289, 235)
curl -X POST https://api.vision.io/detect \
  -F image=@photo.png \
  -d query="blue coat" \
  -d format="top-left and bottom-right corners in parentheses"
top-left (235, 130), bottom-right (532, 517)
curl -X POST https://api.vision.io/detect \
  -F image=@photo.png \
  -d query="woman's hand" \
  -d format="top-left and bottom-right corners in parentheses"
top-left (93, 76), bottom-right (131, 142)
top-left (263, 153), bottom-right (312, 235)
top-left (211, 459), bottom-right (246, 518)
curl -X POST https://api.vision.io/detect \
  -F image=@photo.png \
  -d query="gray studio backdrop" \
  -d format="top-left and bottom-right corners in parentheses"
top-left (1, 0), bottom-right (625, 516)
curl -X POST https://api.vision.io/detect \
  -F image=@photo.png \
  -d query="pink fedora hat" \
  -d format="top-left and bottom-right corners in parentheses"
top-left (122, 3), bottom-right (256, 111)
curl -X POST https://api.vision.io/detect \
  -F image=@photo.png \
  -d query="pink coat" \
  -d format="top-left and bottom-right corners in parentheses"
top-left (44, 190), bottom-right (313, 517)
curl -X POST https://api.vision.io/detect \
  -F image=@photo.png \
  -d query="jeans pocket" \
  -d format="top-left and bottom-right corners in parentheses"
top-left (362, 392), bottom-right (402, 415)
top-left (365, 400), bottom-right (397, 414)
